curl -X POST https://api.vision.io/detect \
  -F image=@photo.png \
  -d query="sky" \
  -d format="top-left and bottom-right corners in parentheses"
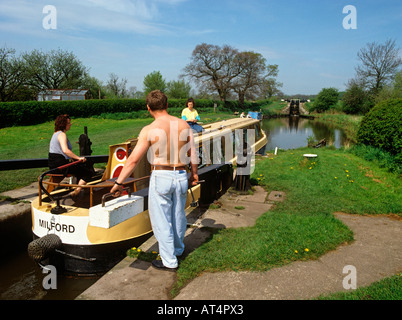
top-left (1, 0), bottom-right (401, 95)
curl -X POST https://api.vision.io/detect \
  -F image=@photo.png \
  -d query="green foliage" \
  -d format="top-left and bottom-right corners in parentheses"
top-left (313, 88), bottom-right (340, 113)
top-left (357, 99), bottom-right (402, 157)
top-left (143, 71), bottom-right (167, 96)
top-left (348, 144), bottom-right (401, 174)
top-left (0, 98), bottom-right (273, 128)
top-left (0, 99), bottom-right (145, 128)
top-left (342, 83), bottom-right (374, 114)
top-left (166, 79), bottom-right (191, 99)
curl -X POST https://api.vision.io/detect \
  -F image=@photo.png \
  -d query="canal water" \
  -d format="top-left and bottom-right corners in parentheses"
top-left (0, 251), bottom-right (99, 300)
top-left (262, 116), bottom-right (350, 150)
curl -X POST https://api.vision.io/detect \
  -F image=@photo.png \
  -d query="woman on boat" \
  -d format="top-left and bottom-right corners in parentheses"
top-left (48, 114), bottom-right (92, 197)
top-left (181, 98), bottom-right (203, 133)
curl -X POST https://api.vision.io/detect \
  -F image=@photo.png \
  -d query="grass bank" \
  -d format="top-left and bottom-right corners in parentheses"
top-left (172, 147), bottom-right (401, 296)
top-left (313, 112), bottom-right (363, 143)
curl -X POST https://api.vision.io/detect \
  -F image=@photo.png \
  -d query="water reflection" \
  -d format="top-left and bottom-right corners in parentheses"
top-left (262, 116), bottom-right (350, 150)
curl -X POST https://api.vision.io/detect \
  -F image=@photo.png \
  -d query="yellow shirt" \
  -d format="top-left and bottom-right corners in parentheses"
top-left (181, 108), bottom-right (200, 121)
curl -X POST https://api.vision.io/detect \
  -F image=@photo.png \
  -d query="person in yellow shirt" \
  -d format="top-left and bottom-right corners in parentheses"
top-left (181, 98), bottom-right (203, 133)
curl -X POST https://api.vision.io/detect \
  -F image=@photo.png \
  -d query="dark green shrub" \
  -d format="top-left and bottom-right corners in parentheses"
top-left (342, 83), bottom-right (374, 114)
top-left (0, 98), bottom-right (268, 128)
top-left (313, 88), bottom-right (339, 113)
top-left (0, 99), bottom-right (147, 128)
top-left (0, 99), bottom-right (225, 128)
top-left (357, 99), bottom-right (402, 157)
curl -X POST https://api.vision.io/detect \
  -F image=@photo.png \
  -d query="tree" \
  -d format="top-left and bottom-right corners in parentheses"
top-left (166, 79), bottom-right (191, 99)
top-left (231, 51), bottom-right (267, 107)
top-left (376, 70), bottom-right (402, 103)
top-left (356, 39), bottom-right (402, 95)
top-left (80, 75), bottom-right (106, 99)
top-left (0, 46), bottom-right (27, 101)
top-left (342, 80), bottom-right (373, 114)
top-left (106, 73), bottom-right (128, 98)
top-left (259, 64), bottom-right (283, 99)
top-left (313, 88), bottom-right (339, 113)
top-left (23, 48), bottom-right (88, 93)
top-left (143, 71), bottom-right (167, 95)
top-left (182, 43), bottom-right (241, 102)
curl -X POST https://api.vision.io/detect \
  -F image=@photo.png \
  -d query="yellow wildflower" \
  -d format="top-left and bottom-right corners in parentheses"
top-left (305, 248), bottom-right (309, 252)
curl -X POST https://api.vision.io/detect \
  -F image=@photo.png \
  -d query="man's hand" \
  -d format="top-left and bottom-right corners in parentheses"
top-left (110, 183), bottom-right (123, 197)
top-left (189, 173), bottom-right (199, 186)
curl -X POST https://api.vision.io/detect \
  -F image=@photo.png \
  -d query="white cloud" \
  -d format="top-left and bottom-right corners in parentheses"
top-left (86, 0), bottom-right (157, 20)
top-left (0, 0), bottom-right (187, 36)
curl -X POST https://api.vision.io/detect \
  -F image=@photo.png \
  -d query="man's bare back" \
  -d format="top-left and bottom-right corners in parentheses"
top-left (142, 114), bottom-right (192, 167)
top-left (110, 90), bottom-right (199, 196)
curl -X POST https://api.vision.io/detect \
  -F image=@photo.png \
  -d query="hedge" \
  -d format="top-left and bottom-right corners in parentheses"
top-left (0, 98), bottom-right (267, 128)
top-left (357, 99), bottom-right (402, 158)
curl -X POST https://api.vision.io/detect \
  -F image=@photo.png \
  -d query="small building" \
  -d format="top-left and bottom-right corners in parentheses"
top-left (37, 89), bottom-right (91, 101)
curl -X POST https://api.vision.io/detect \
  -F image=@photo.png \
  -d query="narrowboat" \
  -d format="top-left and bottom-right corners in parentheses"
top-left (28, 116), bottom-right (267, 276)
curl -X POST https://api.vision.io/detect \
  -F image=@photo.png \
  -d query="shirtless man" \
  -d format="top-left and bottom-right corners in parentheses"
top-left (110, 90), bottom-right (198, 270)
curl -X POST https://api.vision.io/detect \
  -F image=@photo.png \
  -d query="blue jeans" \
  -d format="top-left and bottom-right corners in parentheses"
top-left (148, 169), bottom-right (188, 268)
top-left (188, 121), bottom-right (203, 133)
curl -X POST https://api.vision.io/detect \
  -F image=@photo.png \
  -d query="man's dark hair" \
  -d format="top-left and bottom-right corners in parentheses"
top-left (146, 90), bottom-right (168, 111)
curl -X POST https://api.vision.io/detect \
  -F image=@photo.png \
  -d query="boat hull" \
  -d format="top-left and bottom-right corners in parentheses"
top-left (32, 232), bottom-right (152, 276)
